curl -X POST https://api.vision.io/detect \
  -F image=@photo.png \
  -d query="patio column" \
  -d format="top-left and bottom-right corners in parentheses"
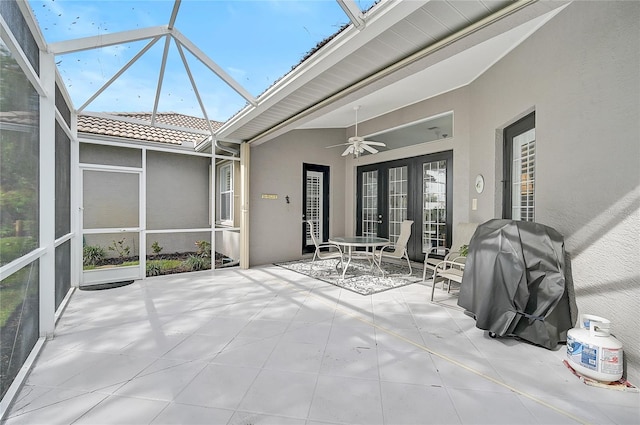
top-left (240, 142), bottom-right (250, 269)
top-left (39, 50), bottom-right (55, 337)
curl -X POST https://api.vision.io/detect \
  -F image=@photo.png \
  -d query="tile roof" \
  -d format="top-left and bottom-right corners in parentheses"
top-left (77, 112), bottom-right (223, 146)
top-left (0, 111), bottom-right (38, 126)
top-left (112, 112), bottom-right (223, 132)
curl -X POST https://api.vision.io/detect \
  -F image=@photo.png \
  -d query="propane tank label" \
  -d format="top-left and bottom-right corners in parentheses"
top-left (601, 348), bottom-right (623, 374)
top-left (567, 334), bottom-right (597, 370)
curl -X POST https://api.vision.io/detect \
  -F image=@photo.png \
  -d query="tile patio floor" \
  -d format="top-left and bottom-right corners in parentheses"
top-left (2, 265), bottom-right (639, 424)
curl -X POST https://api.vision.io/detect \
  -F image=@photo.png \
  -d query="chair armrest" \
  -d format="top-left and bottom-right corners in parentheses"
top-left (426, 246), bottom-right (449, 257)
top-left (318, 243), bottom-right (343, 254)
top-left (434, 259), bottom-right (465, 272)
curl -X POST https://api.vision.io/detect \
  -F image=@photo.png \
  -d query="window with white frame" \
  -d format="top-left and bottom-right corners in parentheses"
top-left (218, 162), bottom-right (233, 225)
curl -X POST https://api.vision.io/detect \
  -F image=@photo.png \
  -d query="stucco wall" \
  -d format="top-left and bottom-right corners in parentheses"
top-left (466, 1), bottom-right (640, 381)
top-left (249, 128), bottom-right (346, 266)
top-left (146, 151), bottom-right (210, 230)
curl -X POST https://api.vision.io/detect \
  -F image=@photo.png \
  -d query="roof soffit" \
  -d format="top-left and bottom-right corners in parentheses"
top-left (225, 0), bottom-right (568, 145)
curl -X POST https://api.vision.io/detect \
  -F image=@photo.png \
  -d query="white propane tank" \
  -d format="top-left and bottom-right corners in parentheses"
top-left (567, 314), bottom-right (623, 383)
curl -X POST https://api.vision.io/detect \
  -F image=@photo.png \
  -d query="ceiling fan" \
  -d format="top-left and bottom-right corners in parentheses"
top-left (326, 106), bottom-right (385, 157)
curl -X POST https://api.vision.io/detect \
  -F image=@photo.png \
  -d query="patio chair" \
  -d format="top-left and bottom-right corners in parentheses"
top-left (422, 222), bottom-right (478, 282)
top-left (307, 220), bottom-right (344, 272)
top-left (376, 220), bottom-right (414, 275)
top-left (430, 256), bottom-right (466, 301)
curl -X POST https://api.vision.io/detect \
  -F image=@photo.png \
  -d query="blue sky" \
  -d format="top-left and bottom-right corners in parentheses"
top-left (30, 0), bottom-right (375, 121)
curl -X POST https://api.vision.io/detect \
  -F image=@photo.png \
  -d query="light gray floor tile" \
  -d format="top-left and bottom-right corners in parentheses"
top-left (162, 333), bottom-right (232, 362)
top-left (264, 341), bottom-right (325, 374)
top-left (237, 369), bottom-right (317, 418)
top-left (210, 337), bottom-right (278, 368)
top-left (430, 354), bottom-right (510, 393)
top-left (446, 388), bottom-right (537, 424)
top-left (374, 325), bottom-right (425, 350)
top-left (150, 402), bottom-right (234, 425)
top-left (320, 344), bottom-right (379, 380)
top-left (308, 375), bottom-right (383, 425)
top-left (1, 388), bottom-right (108, 425)
top-left (235, 318), bottom-right (291, 340)
top-left (228, 411), bottom-right (306, 425)
top-left (113, 358), bottom-right (207, 401)
top-left (377, 349), bottom-right (442, 386)
top-left (173, 364), bottom-right (261, 410)
top-left (380, 381), bottom-right (461, 425)
top-left (282, 322), bottom-right (332, 345)
top-left (73, 395), bottom-right (169, 425)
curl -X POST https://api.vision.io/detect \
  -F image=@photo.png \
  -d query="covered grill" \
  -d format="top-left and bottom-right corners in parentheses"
top-left (458, 219), bottom-right (573, 349)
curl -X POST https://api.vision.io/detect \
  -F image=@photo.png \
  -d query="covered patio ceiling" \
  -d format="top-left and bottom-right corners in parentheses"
top-left (34, 0), bottom-right (569, 148)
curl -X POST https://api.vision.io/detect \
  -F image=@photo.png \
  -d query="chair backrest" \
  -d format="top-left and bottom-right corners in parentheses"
top-left (450, 222), bottom-right (479, 254)
top-left (306, 220), bottom-right (320, 249)
top-left (390, 220), bottom-right (413, 255)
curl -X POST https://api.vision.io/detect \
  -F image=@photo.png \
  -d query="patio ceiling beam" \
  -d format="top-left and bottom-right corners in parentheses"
top-left (48, 25), bottom-right (171, 55)
top-left (336, 0), bottom-right (365, 29)
top-left (171, 29), bottom-right (257, 106)
top-left (168, 0), bottom-right (182, 30)
top-left (174, 39), bottom-right (238, 155)
top-left (77, 36), bottom-right (163, 113)
top-left (151, 35), bottom-right (172, 126)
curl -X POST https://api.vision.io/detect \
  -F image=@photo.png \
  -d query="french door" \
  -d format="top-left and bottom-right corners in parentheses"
top-left (356, 151), bottom-right (452, 261)
top-left (302, 164), bottom-right (330, 253)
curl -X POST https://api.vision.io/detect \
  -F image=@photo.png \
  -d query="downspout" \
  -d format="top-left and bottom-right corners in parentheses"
top-left (197, 135), bottom-right (239, 156)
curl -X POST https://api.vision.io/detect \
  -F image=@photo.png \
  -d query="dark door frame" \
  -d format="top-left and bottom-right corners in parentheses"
top-left (302, 163), bottom-right (330, 253)
top-left (502, 112), bottom-right (535, 219)
top-left (356, 151), bottom-right (453, 261)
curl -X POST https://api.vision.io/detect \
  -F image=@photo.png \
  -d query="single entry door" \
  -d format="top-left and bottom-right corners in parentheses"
top-left (81, 167), bottom-right (143, 285)
top-left (302, 164), bottom-right (330, 253)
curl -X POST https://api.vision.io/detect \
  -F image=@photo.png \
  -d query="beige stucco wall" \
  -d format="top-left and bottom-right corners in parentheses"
top-left (248, 1), bottom-right (639, 381)
top-left (466, 1), bottom-right (640, 381)
top-left (249, 128), bottom-right (346, 266)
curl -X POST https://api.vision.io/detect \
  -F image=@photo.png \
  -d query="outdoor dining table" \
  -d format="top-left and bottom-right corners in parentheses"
top-left (328, 236), bottom-right (390, 279)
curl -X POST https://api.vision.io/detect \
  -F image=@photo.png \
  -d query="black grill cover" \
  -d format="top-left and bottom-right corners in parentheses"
top-left (458, 219), bottom-right (573, 349)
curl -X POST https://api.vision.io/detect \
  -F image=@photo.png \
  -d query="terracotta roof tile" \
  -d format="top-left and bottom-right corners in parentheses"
top-left (77, 112), bottom-right (223, 146)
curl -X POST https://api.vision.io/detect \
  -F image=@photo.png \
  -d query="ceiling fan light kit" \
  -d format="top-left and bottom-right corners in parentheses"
top-left (326, 106), bottom-right (386, 157)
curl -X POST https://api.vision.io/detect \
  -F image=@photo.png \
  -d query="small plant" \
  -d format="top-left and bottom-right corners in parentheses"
top-left (108, 238), bottom-right (131, 260)
top-left (146, 262), bottom-right (162, 277)
top-left (151, 241), bottom-right (163, 255)
top-left (195, 240), bottom-right (211, 258)
top-left (83, 245), bottom-right (105, 266)
top-left (459, 244), bottom-right (469, 257)
top-left (183, 254), bottom-right (210, 271)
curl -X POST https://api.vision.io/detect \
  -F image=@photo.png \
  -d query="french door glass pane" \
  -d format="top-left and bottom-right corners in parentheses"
top-left (388, 166), bottom-right (408, 243)
top-left (306, 171), bottom-right (322, 244)
top-left (511, 129), bottom-right (535, 221)
top-left (423, 160), bottom-right (447, 252)
top-left (362, 170), bottom-right (378, 237)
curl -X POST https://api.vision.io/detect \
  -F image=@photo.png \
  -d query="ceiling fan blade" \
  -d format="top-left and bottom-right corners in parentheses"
top-left (362, 141), bottom-right (385, 146)
top-left (361, 144), bottom-right (379, 154)
top-left (342, 145), bottom-right (354, 156)
top-left (326, 142), bottom-right (350, 148)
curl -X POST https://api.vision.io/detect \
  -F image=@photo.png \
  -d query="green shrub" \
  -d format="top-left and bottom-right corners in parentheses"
top-left (151, 241), bottom-right (163, 255)
top-left (183, 254), bottom-right (210, 271)
top-left (146, 262), bottom-right (162, 277)
top-left (83, 245), bottom-right (105, 266)
top-left (195, 240), bottom-right (211, 258)
top-left (108, 238), bottom-right (130, 259)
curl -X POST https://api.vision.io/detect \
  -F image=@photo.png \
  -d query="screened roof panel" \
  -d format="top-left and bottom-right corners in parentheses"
top-left (30, 0), bottom-right (365, 121)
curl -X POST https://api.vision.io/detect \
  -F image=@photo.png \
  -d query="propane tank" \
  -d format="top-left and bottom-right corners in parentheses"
top-left (567, 314), bottom-right (623, 383)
